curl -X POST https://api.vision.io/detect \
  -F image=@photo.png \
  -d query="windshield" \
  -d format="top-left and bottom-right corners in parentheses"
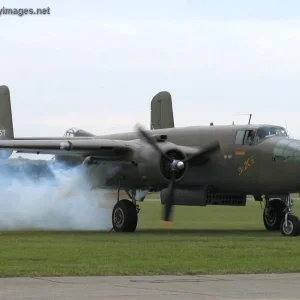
top-left (253, 126), bottom-right (288, 144)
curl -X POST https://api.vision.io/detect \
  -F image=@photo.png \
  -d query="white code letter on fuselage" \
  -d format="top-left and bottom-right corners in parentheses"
top-left (0, 129), bottom-right (6, 137)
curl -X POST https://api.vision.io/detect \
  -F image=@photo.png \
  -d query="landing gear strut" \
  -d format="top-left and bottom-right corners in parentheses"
top-left (112, 188), bottom-right (140, 232)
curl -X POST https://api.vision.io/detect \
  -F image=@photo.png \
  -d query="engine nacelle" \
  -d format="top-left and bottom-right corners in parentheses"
top-left (134, 141), bottom-right (187, 189)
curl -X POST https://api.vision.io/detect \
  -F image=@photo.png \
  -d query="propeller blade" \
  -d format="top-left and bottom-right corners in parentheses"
top-left (135, 124), bottom-right (220, 225)
top-left (163, 170), bottom-right (176, 221)
top-left (136, 124), bottom-right (173, 163)
top-left (183, 140), bottom-right (220, 166)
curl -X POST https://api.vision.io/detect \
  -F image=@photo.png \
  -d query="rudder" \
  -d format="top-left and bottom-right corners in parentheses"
top-left (0, 85), bottom-right (14, 158)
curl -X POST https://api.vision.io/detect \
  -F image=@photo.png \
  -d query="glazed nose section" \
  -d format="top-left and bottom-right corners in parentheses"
top-left (273, 138), bottom-right (300, 161)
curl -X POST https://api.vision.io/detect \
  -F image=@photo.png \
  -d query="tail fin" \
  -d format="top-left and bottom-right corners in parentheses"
top-left (0, 85), bottom-right (14, 158)
top-left (150, 91), bottom-right (174, 130)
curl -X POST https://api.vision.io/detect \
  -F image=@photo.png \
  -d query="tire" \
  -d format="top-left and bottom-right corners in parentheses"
top-left (112, 199), bottom-right (138, 232)
top-left (280, 215), bottom-right (300, 236)
top-left (263, 207), bottom-right (284, 231)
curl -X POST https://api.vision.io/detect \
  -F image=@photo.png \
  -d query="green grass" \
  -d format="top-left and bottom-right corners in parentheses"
top-left (1, 200), bottom-right (300, 277)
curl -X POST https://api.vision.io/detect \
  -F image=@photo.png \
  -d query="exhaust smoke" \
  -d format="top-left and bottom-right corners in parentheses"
top-left (0, 159), bottom-right (116, 231)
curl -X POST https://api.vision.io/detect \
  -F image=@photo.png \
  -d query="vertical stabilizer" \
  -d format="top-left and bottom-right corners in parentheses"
top-left (0, 85), bottom-right (14, 158)
top-left (150, 91), bottom-right (174, 129)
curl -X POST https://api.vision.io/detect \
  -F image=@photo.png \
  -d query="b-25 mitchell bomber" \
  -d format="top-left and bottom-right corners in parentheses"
top-left (0, 85), bottom-right (299, 236)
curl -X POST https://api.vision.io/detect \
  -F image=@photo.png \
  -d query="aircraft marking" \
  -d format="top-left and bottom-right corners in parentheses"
top-left (238, 156), bottom-right (255, 176)
top-left (235, 147), bottom-right (246, 156)
top-left (0, 129), bottom-right (6, 137)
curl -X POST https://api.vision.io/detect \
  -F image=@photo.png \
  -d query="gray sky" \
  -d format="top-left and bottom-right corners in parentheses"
top-left (1, 0), bottom-right (300, 145)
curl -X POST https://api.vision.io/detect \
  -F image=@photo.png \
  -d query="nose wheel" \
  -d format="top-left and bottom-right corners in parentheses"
top-left (280, 195), bottom-right (300, 236)
top-left (280, 215), bottom-right (300, 236)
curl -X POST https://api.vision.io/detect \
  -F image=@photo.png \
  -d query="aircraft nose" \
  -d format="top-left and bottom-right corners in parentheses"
top-left (273, 138), bottom-right (300, 161)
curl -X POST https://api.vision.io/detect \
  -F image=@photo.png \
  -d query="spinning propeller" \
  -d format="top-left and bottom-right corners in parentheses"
top-left (136, 124), bottom-right (220, 223)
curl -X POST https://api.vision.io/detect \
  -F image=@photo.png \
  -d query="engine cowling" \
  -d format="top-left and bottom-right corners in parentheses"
top-left (135, 141), bottom-right (187, 189)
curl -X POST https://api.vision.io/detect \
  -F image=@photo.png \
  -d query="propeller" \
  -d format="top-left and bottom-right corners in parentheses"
top-left (135, 124), bottom-right (220, 223)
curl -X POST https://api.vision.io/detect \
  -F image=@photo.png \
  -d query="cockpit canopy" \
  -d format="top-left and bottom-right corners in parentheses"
top-left (64, 128), bottom-right (79, 137)
top-left (235, 125), bottom-right (288, 145)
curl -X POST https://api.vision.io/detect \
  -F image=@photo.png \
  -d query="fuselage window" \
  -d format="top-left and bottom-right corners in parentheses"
top-left (244, 130), bottom-right (256, 145)
top-left (235, 131), bottom-right (245, 144)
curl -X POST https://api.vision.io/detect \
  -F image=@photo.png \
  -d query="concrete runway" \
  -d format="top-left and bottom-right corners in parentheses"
top-left (1, 273), bottom-right (300, 300)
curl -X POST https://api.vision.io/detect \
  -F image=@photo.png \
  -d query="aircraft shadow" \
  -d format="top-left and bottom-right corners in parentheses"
top-left (1, 228), bottom-right (273, 237)
top-left (132, 228), bottom-right (270, 236)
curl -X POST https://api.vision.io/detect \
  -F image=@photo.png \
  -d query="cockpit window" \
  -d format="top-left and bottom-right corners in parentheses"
top-left (235, 130), bottom-right (257, 145)
top-left (64, 128), bottom-right (78, 137)
top-left (245, 130), bottom-right (256, 145)
top-left (254, 126), bottom-right (288, 144)
top-left (235, 126), bottom-right (288, 146)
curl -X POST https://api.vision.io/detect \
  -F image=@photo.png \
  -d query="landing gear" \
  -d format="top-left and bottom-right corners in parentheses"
top-left (263, 199), bottom-right (285, 231)
top-left (112, 199), bottom-right (138, 232)
top-left (111, 188), bottom-right (140, 232)
top-left (280, 215), bottom-right (300, 236)
top-left (280, 195), bottom-right (300, 236)
top-left (263, 195), bottom-right (300, 236)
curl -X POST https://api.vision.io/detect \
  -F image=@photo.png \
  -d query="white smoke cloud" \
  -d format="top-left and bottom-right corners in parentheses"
top-left (0, 160), bottom-right (116, 231)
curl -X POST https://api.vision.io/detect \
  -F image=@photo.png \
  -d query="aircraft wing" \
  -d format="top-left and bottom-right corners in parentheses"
top-left (0, 138), bottom-right (132, 159)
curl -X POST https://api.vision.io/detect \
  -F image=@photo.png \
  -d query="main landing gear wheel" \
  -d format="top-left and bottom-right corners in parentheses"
top-left (280, 215), bottom-right (300, 237)
top-left (263, 207), bottom-right (284, 231)
top-left (112, 199), bottom-right (138, 232)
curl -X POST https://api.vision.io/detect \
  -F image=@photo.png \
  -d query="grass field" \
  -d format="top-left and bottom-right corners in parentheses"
top-left (0, 199), bottom-right (300, 277)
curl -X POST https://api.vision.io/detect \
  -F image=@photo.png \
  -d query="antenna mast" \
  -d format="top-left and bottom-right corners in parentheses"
top-left (232, 113), bottom-right (253, 125)
top-left (248, 114), bottom-right (252, 125)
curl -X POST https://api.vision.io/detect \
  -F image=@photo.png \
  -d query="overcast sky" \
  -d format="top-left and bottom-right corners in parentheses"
top-left (1, 0), bottom-right (300, 148)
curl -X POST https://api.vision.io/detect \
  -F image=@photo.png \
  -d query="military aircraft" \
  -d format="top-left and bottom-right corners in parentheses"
top-left (0, 85), bottom-right (299, 236)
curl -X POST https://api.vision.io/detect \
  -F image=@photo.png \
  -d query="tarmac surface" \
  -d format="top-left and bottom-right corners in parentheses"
top-left (0, 273), bottom-right (300, 300)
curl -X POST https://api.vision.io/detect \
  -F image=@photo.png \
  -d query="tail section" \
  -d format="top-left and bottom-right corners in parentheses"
top-left (150, 91), bottom-right (174, 130)
top-left (0, 85), bottom-right (14, 158)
